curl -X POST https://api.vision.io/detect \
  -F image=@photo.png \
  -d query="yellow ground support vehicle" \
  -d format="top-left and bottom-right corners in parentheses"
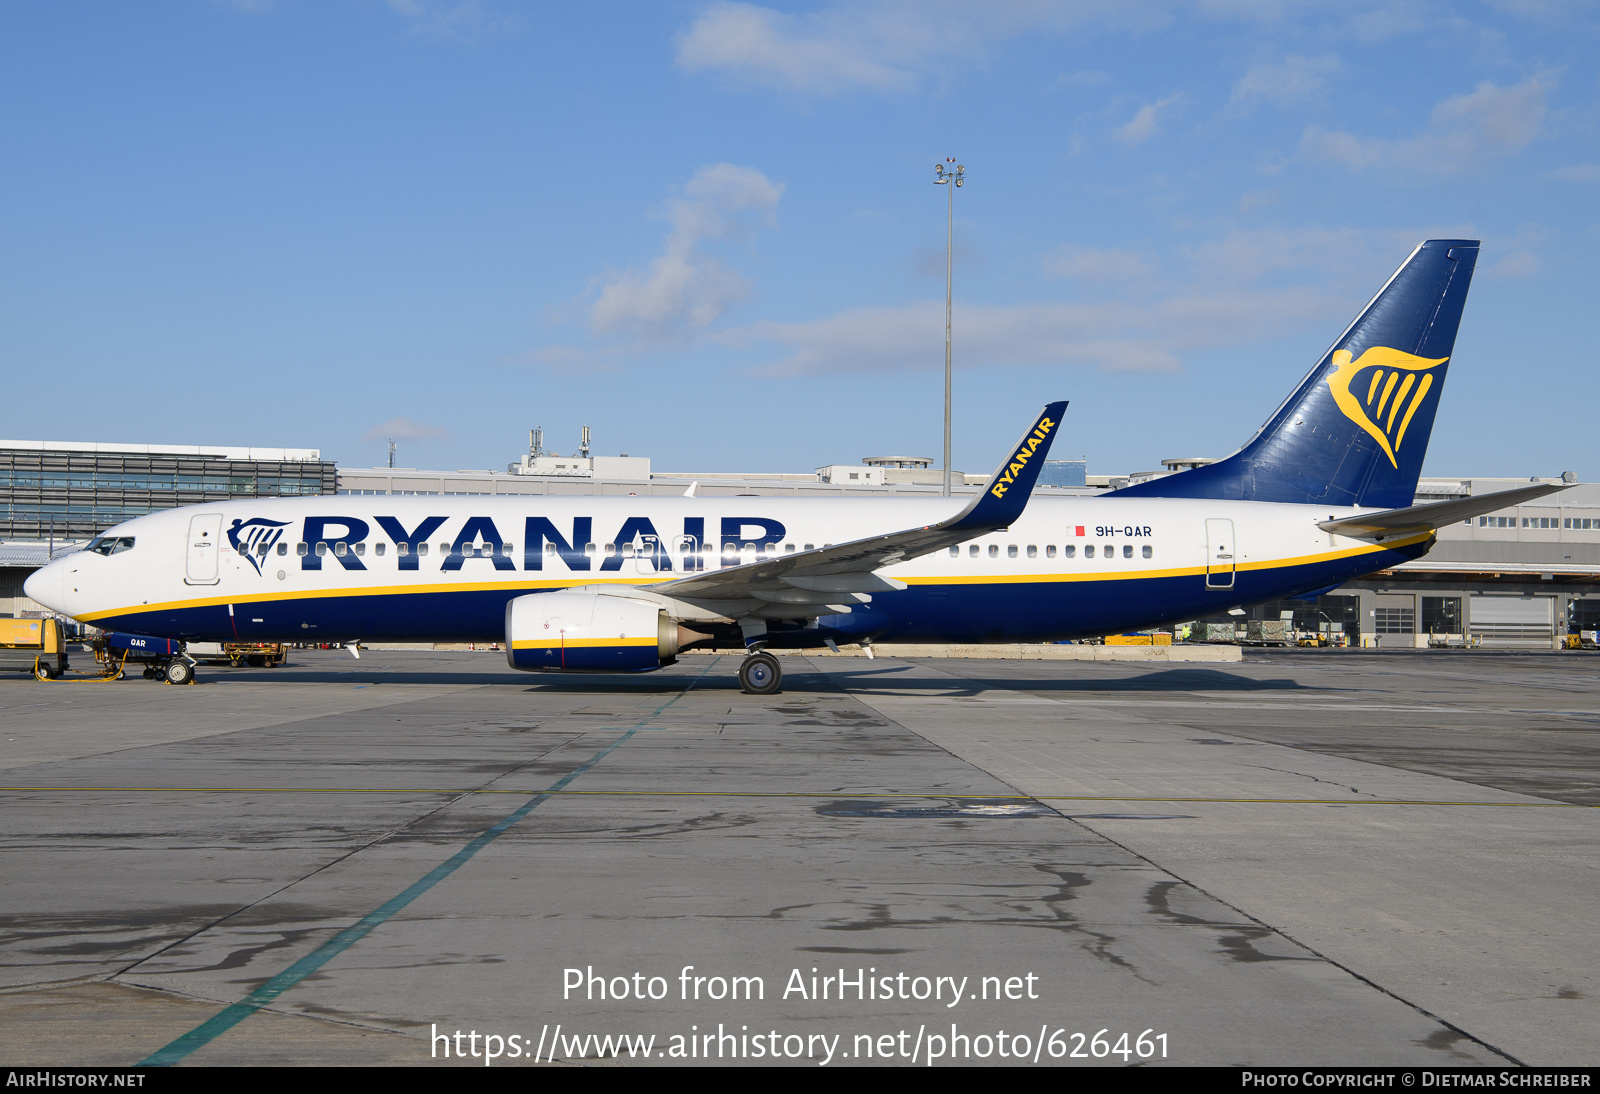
top-left (224, 642), bottom-right (288, 668)
top-left (186, 641), bottom-right (289, 668)
top-left (0, 617), bottom-right (69, 680)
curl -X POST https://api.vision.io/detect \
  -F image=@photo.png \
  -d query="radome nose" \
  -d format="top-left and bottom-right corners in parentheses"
top-left (23, 563), bottom-right (63, 613)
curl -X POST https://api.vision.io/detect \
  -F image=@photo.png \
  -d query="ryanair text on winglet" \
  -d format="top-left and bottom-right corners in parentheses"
top-left (989, 416), bottom-right (1057, 499)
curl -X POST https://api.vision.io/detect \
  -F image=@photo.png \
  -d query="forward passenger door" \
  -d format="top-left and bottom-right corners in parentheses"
top-left (185, 513), bottom-right (223, 586)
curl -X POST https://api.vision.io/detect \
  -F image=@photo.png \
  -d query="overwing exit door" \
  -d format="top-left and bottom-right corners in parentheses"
top-left (1205, 518), bottom-right (1235, 590)
top-left (186, 513), bottom-right (223, 585)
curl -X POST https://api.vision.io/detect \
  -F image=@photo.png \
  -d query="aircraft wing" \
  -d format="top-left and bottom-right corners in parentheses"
top-left (1317, 482), bottom-right (1574, 540)
top-left (648, 401), bottom-right (1068, 610)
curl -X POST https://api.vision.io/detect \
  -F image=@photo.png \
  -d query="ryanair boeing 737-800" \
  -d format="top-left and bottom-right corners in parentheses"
top-left (24, 239), bottom-right (1570, 693)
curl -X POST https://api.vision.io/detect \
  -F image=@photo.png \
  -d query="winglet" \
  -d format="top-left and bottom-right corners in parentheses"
top-left (939, 401), bottom-right (1069, 534)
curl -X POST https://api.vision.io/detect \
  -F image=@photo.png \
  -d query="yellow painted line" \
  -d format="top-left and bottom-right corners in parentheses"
top-left (0, 786), bottom-right (1587, 808)
top-left (79, 532), bottom-right (1435, 619)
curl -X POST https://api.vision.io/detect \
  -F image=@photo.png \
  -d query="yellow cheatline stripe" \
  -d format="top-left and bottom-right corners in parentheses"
top-left (510, 637), bottom-right (656, 649)
top-left (899, 533), bottom-right (1432, 587)
top-left (0, 786), bottom-right (1589, 808)
top-left (76, 575), bottom-right (655, 622)
top-left (78, 533), bottom-right (1434, 618)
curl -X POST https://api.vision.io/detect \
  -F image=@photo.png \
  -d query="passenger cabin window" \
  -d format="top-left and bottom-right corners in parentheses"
top-left (585, 542), bottom-right (597, 556)
top-left (948, 546), bottom-right (959, 557)
top-left (397, 542), bottom-right (409, 556)
top-left (297, 543), bottom-right (308, 556)
top-left (969, 544), bottom-right (979, 557)
top-left (1142, 545), bottom-right (1152, 559)
top-left (1027, 545), bottom-right (1037, 558)
top-left (334, 542), bottom-right (347, 557)
top-left (277, 542), bottom-right (287, 556)
top-left (1122, 545), bottom-right (1133, 559)
top-left (316, 542), bottom-right (329, 557)
top-left (1063, 545), bottom-right (1075, 558)
top-left (375, 543), bottom-right (386, 557)
top-left (438, 543), bottom-right (449, 556)
top-left (1084, 545), bottom-right (1094, 558)
top-left (605, 544), bottom-right (617, 557)
top-left (418, 543), bottom-right (428, 556)
top-left (545, 543), bottom-right (557, 556)
top-left (1102, 544), bottom-right (1113, 560)
top-left (1046, 545), bottom-right (1056, 558)
top-left (988, 545), bottom-right (999, 558)
top-left (786, 544), bottom-right (796, 553)
top-left (804, 543), bottom-right (815, 551)
top-left (1007, 545), bottom-right (1018, 558)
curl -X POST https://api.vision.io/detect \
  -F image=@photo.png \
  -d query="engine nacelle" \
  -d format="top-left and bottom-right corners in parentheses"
top-left (505, 591), bottom-right (679, 672)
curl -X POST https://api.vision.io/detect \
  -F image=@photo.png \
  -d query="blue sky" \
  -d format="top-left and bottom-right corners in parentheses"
top-left (1, 1), bottom-right (1595, 480)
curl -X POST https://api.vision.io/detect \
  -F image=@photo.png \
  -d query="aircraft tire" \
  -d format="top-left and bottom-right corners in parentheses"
top-left (739, 652), bottom-right (782, 695)
top-left (164, 660), bottom-right (195, 686)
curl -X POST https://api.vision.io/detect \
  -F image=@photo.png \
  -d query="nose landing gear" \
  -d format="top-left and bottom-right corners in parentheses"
top-left (738, 651), bottom-right (782, 695)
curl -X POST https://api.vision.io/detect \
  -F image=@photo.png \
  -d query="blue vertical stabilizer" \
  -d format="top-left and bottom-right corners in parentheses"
top-left (1110, 239), bottom-right (1479, 509)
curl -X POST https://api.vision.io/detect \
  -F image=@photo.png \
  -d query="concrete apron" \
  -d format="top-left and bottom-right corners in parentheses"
top-left (817, 656), bottom-right (1598, 1067)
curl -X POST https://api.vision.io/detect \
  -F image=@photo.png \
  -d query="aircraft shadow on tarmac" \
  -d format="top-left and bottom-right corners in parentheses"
top-left (164, 662), bottom-right (1314, 693)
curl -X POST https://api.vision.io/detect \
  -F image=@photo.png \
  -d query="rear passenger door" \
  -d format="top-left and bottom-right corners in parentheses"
top-left (1205, 518), bottom-right (1235, 590)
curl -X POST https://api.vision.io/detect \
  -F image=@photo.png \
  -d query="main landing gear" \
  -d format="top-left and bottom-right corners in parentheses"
top-left (738, 651), bottom-right (782, 695)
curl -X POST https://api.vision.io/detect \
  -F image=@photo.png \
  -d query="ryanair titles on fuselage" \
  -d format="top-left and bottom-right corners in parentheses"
top-left (232, 513), bottom-right (800, 575)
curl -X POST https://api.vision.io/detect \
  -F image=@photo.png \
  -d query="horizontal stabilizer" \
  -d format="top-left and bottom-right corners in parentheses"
top-left (1318, 482), bottom-right (1574, 540)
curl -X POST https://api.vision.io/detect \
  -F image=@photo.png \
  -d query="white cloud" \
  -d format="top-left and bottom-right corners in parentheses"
top-left (673, 1), bottom-right (1135, 97)
top-left (1115, 94), bottom-right (1185, 147)
top-left (384, 0), bottom-right (504, 37)
top-left (588, 164), bottom-right (783, 341)
top-left (717, 289), bottom-right (1342, 377)
top-left (675, 2), bottom-right (912, 95)
top-left (1548, 164), bottom-right (1600, 182)
top-left (361, 417), bottom-right (451, 443)
top-left (1228, 54), bottom-right (1341, 113)
top-left (717, 225), bottom-right (1450, 377)
top-left (1302, 75), bottom-right (1550, 175)
top-left (1042, 244), bottom-right (1153, 281)
top-left (1238, 188), bottom-right (1280, 213)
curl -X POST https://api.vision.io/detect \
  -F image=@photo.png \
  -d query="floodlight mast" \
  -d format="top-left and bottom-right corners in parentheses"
top-left (933, 159), bottom-right (964, 498)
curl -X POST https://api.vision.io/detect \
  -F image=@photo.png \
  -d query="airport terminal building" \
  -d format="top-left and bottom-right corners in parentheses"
top-left (3, 436), bottom-right (1596, 648)
top-left (0, 439), bottom-right (335, 617)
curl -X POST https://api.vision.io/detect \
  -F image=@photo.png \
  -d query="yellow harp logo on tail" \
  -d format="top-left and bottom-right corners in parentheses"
top-left (1326, 346), bottom-right (1448, 469)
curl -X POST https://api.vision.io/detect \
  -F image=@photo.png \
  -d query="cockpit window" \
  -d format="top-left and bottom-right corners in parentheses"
top-left (85, 536), bottom-right (135, 556)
